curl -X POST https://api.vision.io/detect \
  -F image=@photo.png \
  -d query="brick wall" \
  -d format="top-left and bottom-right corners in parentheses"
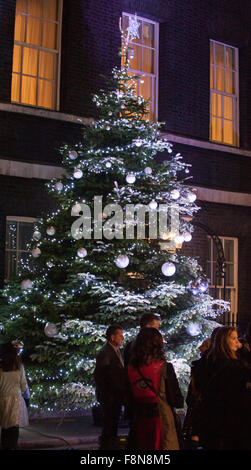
top-left (182, 199), bottom-right (251, 333)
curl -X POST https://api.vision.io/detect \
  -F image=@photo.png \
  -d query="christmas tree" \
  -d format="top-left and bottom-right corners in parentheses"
top-left (0, 17), bottom-right (226, 414)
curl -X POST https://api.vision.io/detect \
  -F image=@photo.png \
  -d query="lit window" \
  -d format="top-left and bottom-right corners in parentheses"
top-left (5, 216), bottom-right (36, 281)
top-left (11, 0), bottom-right (62, 110)
top-left (121, 13), bottom-right (159, 120)
top-left (210, 40), bottom-right (239, 146)
top-left (207, 236), bottom-right (238, 325)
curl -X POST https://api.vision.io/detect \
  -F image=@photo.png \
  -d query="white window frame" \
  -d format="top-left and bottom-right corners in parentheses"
top-left (207, 236), bottom-right (238, 324)
top-left (210, 39), bottom-right (239, 147)
top-left (122, 12), bottom-right (159, 121)
top-left (12, 0), bottom-right (63, 111)
top-left (5, 216), bottom-right (36, 281)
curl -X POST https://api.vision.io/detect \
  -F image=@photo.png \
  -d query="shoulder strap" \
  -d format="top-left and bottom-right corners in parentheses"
top-left (136, 367), bottom-right (159, 397)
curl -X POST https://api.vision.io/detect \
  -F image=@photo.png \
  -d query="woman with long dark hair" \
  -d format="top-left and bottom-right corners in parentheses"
top-left (127, 328), bottom-right (183, 450)
top-left (0, 342), bottom-right (29, 450)
top-left (199, 326), bottom-right (251, 450)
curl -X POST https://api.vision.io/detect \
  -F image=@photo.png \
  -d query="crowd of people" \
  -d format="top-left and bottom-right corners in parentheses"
top-left (94, 313), bottom-right (251, 450)
top-left (0, 313), bottom-right (250, 451)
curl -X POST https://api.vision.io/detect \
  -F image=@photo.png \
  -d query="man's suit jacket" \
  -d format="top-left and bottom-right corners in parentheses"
top-left (94, 342), bottom-right (125, 406)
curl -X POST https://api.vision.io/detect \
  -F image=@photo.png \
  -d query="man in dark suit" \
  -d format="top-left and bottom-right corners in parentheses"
top-left (94, 324), bottom-right (125, 450)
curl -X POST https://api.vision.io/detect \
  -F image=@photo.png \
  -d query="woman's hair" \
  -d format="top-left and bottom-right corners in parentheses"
top-left (0, 342), bottom-right (22, 372)
top-left (207, 326), bottom-right (237, 361)
top-left (130, 327), bottom-right (165, 368)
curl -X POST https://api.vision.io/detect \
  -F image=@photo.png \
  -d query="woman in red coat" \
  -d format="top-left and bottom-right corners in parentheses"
top-left (127, 328), bottom-right (183, 450)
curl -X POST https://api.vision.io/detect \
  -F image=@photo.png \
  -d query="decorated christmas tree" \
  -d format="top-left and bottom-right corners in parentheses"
top-left (0, 17), bottom-right (226, 414)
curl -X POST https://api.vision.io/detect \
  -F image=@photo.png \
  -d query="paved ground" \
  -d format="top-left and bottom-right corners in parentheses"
top-left (17, 410), bottom-right (128, 450)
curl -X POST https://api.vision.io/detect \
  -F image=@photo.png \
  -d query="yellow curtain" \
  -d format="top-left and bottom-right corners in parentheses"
top-left (210, 42), bottom-right (235, 145)
top-left (11, 0), bottom-right (57, 109)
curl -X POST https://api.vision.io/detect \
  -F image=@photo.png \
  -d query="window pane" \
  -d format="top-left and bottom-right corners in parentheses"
top-left (43, 0), bottom-right (58, 20)
top-left (14, 13), bottom-right (26, 42)
top-left (226, 46), bottom-right (235, 69)
top-left (16, 0), bottom-right (27, 13)
top-left (223, 119), bottom-right (234, 145)
top-left (23, 47), bottom-right (38, 76)
top-left (210, 65), bottom-right (213, 88)
top-left (212, 92), bottom-right (222, 117)
top-left (6, 222), bottom-right (17, 250)
top-left (210, 41), bottom-right (213, 64)
top-left (13, 45), bottom-right (22, 73)
top-left (128, 44), bottom-right (141, 70)
top-left (225, 264), bottom-right (234, 286)
top-left (19, 222), bottom-right (34, 250)
top-left (11, 74), bottom-right (21, 102)
top-left (39, 51), bottom-right (55, 79)
top-left (38, 79), bottom-right (53, 108)
top-left (142, 22), bottom-right (154, 47)
top-left (42, 21), bottom-right (57, 49)
top-left (215, 67), bottom-right (225, 91)
top-left (211, 117), bottom-right (222, 141)
top-left (21, 75), bottom-right (37, 105)
top-left (28, 0), bottom-right (43, 17)
top-left (226, 70), bottom-right (235, 94)
top-left (224, 239), bottom-right (234, 262)
top-left (27, 17), bottom-right (42, 46)
top-left (143, 47), bottom-right (154, 74)
top-left (215, 43), bottom-right (224, 66)
top-left (223, 96), bottom-right (233, 120)
top-left (139, 75), bottom-right (151, 100)
top-left (5, 252), bottom-right (17, 280)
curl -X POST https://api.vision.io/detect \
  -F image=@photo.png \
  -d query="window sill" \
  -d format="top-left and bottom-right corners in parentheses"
top-left (0, 102), bottom-right (94, 125)
top-left (163, 132), bottom-right (251, 158)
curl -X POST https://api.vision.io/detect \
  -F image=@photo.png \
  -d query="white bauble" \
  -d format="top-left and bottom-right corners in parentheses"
top-left (55, 182), bottom-right (63, 192)
top-left (170, 189), bottom-right (180, 200)
top-left (188, 192), bottom-right (196, 202)
top-left (106, 161), bottom-right (112, 168)
top-left (44, 322), bottom-right (58, 337)
top-left (21, 279), bottom-right (33, 290)
top-left (33, 231), bottom-right (41, 241)
top-left (144, 167), bottom-right (152, 175)
top-left (73, 168), bottom-right (83, 179)
top-left (115, 254), bottom-right (129, 269)
top-left (46, 226), bottom-right (56, 236)
top-left (126, 173), bottom-right (136, 184)
top-left (186, 322), bottom-right (202, 336)
top-left (149, 200), bottom-right (158, 210)
top-left (183, 232), bottom-right (192, 242)
top-left (69, 150), bottom-right (78, 160)
top-left (161, 262), bottom-right (176, 276)
top-left (72, 203), bottom-right (82, 214)
top-left (134, 139), bottom-right (143, 147)
top-left (77, 248), bottom-right (87, 258)
top-left (31, 248), bottom-right (41, 258)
